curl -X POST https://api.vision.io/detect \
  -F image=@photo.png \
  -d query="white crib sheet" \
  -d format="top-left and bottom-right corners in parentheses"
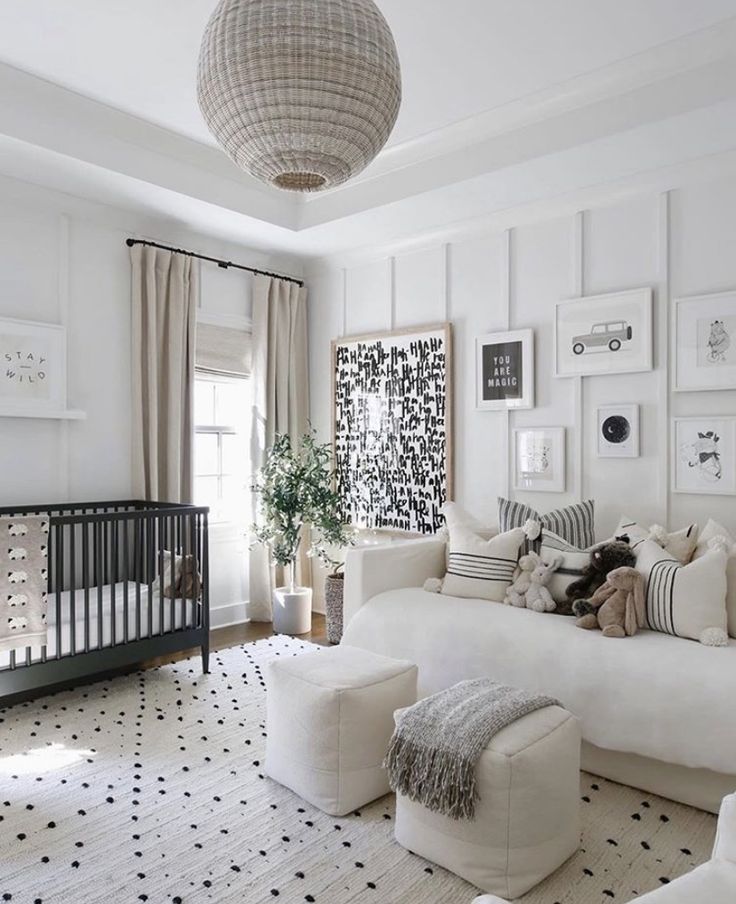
top-left (0, 581), bottom-right (200, 667)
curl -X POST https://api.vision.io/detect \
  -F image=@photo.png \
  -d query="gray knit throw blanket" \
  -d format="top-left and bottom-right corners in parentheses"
top-left (385, 678), bottom-right (560, 821)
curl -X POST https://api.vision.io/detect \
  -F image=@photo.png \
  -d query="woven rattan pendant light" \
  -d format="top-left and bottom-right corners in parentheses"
top-left (197, 0), bottom-right (402, 192)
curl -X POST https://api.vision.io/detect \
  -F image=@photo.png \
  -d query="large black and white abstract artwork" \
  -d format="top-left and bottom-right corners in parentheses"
top-left (332, 323), bottom-right (452, 534)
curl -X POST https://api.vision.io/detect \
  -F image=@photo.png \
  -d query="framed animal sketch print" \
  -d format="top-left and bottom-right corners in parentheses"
top-left (0, 317), bottom-right (67, 413)
top-left (513, 427), bottom-right (565, 493)
top-left (554, 288), bottom-right (652, 378)
top-left (673, 417), bottom-right (736, 496)
top-left (476, 329), bottom-right (534, 410)
top-left (674, 292), bottom-right (736, 392)
top-left (332, 323), bottom-right (452, 534)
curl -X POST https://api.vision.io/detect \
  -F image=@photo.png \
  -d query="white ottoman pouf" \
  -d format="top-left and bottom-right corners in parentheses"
top-left (265, 644), bottom-right (417, 816)
top-left (395, 704), bottom-right (581, 899)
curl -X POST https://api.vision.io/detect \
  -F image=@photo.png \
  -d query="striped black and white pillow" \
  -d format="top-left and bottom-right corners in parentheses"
top-left (634, 538), bottom-right (728, 645)
top-left (441, 524), bottom-right (526, 603)
top-left (539, 531), bottom-right (595, 605)
top-left (498, 497), bottom-right (595, 551)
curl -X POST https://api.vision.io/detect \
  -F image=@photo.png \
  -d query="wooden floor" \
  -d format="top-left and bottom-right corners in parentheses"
top-left (141, 613), bottom-right (329, 670)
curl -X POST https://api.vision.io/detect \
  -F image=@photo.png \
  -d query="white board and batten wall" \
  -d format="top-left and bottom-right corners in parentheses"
top-left (309, 173), bottom-right (736, 547)
top-left (0, 175), bottom-right (302, 626)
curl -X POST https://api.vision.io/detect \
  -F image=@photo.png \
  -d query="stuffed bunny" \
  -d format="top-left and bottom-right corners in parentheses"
top-left (503, 553), bottom-right (537, 607)
top-left (573, 566), bottom-right (645, 638)
top-left (504, 552), bottom-right (561, 613)
top-left (561, 537), bottom-right (635, 615)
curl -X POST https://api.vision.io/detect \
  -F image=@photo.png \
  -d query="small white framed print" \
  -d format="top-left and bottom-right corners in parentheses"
top-left (554, 288), bottom-right (653, 378)
top-left (476, 329), bottom-right (534, 410)
top-left (673, 292), bottom-right (736, 392)
top-left (597, 404), bottom-right (640, 458)
top-left (0, 317), bottom-right (67, 412)
top-left (513, 427), bottom-right (566, 493)
top-left (672, 416), bottom-right (736, 496)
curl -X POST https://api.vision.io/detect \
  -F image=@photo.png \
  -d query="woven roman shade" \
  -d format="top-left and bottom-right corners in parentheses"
top-left (195, 322), bottom-right (251, 378)
top-left (197, 0), bottom-right (401, 192)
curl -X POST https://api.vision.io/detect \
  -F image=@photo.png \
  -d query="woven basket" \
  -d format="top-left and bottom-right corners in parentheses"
top-left (198, 0), bottom-right (401, 192)
top-left (325, 573), bottom-right (345, 645)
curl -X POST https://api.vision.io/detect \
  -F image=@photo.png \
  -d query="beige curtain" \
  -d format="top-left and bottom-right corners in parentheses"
top-left (130, 244), bottom-right (198, 503)
top-left (249, 275), bottom-right (310, 622)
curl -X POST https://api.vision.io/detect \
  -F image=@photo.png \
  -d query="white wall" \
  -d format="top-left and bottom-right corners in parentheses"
top-left (0, 174), bottom-right (302, 625)
top-left (309, 170), bottom-right (736, 548)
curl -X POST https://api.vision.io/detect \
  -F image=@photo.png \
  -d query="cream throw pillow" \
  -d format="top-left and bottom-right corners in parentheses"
top-left (634, 538), bottom-right (728, 645)
top-left (694, 519), bottom-right (736, 638)
top-left (441, 525), bottom-right (526, 602)
top-left (616, 516), bottom-right (698, 565)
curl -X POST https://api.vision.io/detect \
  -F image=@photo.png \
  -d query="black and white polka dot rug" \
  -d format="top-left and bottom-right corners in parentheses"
top-left (0, 636), bottom-right (716, 903)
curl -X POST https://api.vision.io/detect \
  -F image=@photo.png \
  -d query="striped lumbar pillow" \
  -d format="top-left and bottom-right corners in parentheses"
top-left (498, 498), bottom-right (595, 550)
top-left (441, 524), bottom-right (527, 603)
top-left (633, 538), bottom-right (729, 645)
top-left (539, 531), bottom-right (596, 605)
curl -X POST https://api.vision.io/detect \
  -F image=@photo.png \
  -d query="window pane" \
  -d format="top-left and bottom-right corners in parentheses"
top-left (222, 432), bottom-right (246, 475)
top-left (195, 432), bottom-right (219, 475)
top-left (215, 380), bottom-right (247, 428)
top-left (194, 378), bottom-right (216, 425)
top-left (194, 476), bottom-right (219, 512)
top-left (222, 475), bottom-right (248, 522)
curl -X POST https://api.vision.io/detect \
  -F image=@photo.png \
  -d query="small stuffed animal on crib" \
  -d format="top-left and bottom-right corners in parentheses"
top-left (504, 552), bottom-right (561, 613)
top-left (572, 566), bottom-right (645, 638)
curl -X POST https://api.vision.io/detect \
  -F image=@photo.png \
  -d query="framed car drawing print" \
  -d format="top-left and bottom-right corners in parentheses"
top-left (476, 329), bottom-right (534, 410)
top-left (554, 288), bottom-right (653, 378)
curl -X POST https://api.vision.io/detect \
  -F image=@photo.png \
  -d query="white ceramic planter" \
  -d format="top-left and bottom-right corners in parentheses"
top-left (273, 586), bottom-right (313, 635)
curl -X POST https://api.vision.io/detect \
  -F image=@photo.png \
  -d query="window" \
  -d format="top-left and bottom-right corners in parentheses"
top-left (194, 373), bottom-right (250, 524)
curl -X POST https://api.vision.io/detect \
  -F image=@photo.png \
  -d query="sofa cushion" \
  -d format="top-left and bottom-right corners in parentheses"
top-left (694, 519), bottom-right (736, 638)
top-left (616, 516), bottom-right (698, 564)
top-left (539, 531), bottom-right (595, 604)
top-left (342, 586), bottom-right (736, 777)
top-left (634, 539), bottom-right (728, 645)
top-left (441, 525), bottom-right (526, 602)
top-left (498, 497), bottom-right (595, 550)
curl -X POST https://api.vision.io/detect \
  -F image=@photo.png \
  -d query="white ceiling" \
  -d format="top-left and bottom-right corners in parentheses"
top-left (1, 1), bottom-right (736, 259)
top-left (0, 0), bottom-right (734, 149)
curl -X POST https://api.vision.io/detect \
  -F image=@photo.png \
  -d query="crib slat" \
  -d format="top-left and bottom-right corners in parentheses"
top-left (110, 513), bottom-right (117, 647)
top-left (83, 519), bottom-right (90, 653)
top-left (96, 522), bottom-right (103, 650)
top-left (158, 515), bottom-right (164, 636)
top-left (169, 515), bottom-right (175, 633)
top-left (69, 520), bottom-right (76, 656)
top-left (123, 518), bottom-right (130, 644)
top-left (55, 521), bottom-right (63, 659)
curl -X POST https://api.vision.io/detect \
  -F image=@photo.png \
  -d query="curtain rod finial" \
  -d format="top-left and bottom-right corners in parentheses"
top-left (126, 238), bottom-right (135, 247)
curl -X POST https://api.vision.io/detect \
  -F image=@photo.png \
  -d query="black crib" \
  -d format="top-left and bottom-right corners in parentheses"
top-left (0, 500), bottom-right (209, 707)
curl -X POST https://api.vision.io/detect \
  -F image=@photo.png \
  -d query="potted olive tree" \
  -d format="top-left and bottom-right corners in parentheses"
top-left (252, 431), bottom-right (353, 636)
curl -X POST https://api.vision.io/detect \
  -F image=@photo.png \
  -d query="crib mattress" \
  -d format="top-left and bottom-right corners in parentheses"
top-left (0, 581), bottom-right (200, 667)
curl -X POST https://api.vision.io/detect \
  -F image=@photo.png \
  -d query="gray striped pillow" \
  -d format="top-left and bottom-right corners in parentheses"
top-left (498, 497), bottom-right (595, 550)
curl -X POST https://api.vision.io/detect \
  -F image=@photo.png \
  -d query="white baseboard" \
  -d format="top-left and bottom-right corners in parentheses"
top-left (210, 600), bottom-right (248, 629)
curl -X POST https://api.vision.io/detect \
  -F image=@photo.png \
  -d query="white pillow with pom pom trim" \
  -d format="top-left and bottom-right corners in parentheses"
top-left (440, 523), bottom-right (535, 603)
top-left (633, 537), bottom-right (729, 645)
top-left (693, 519), bottom-right (736, 638)
top-left (615, 515), bottom-right (698, 564)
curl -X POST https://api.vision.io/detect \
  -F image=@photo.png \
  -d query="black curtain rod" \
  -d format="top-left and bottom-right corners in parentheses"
top-left (125, 238), bottom-right (304, 287)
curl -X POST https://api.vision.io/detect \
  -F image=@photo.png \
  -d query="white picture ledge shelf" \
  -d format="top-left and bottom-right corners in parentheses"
top-left (0, 407), bottom-right (87, 420)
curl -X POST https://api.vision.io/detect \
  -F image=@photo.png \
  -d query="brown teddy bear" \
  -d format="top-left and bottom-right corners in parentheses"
top-left (559, 536), bottom-right (635, 615)
top-left (573, 566), bottom-right (646, 637)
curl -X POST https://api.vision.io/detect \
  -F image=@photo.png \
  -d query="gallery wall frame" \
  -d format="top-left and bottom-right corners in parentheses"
top-left (554, 288), bottom-right (653, 378)
top-left (513, 426), bottom-right (566, 493)
top-left (475, 328), bottom-right (534, 411)
top-left (597, 404), bottom-right (640, 459)
top-left (0, 317), bottom-right (67, 415)
top-left (331, 322), bottom-right (453, 535)
top-left (673, 291), bottom-right (736, 392)
top-left (672, 416), bottom-right (736, 496)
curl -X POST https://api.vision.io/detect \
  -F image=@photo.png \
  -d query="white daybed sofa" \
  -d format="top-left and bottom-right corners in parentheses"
top-left (342, 538), bottom-right (736, 814)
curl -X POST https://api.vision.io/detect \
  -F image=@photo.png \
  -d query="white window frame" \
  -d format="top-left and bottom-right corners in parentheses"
top-left (194, 370), bottom-right (250, 526)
